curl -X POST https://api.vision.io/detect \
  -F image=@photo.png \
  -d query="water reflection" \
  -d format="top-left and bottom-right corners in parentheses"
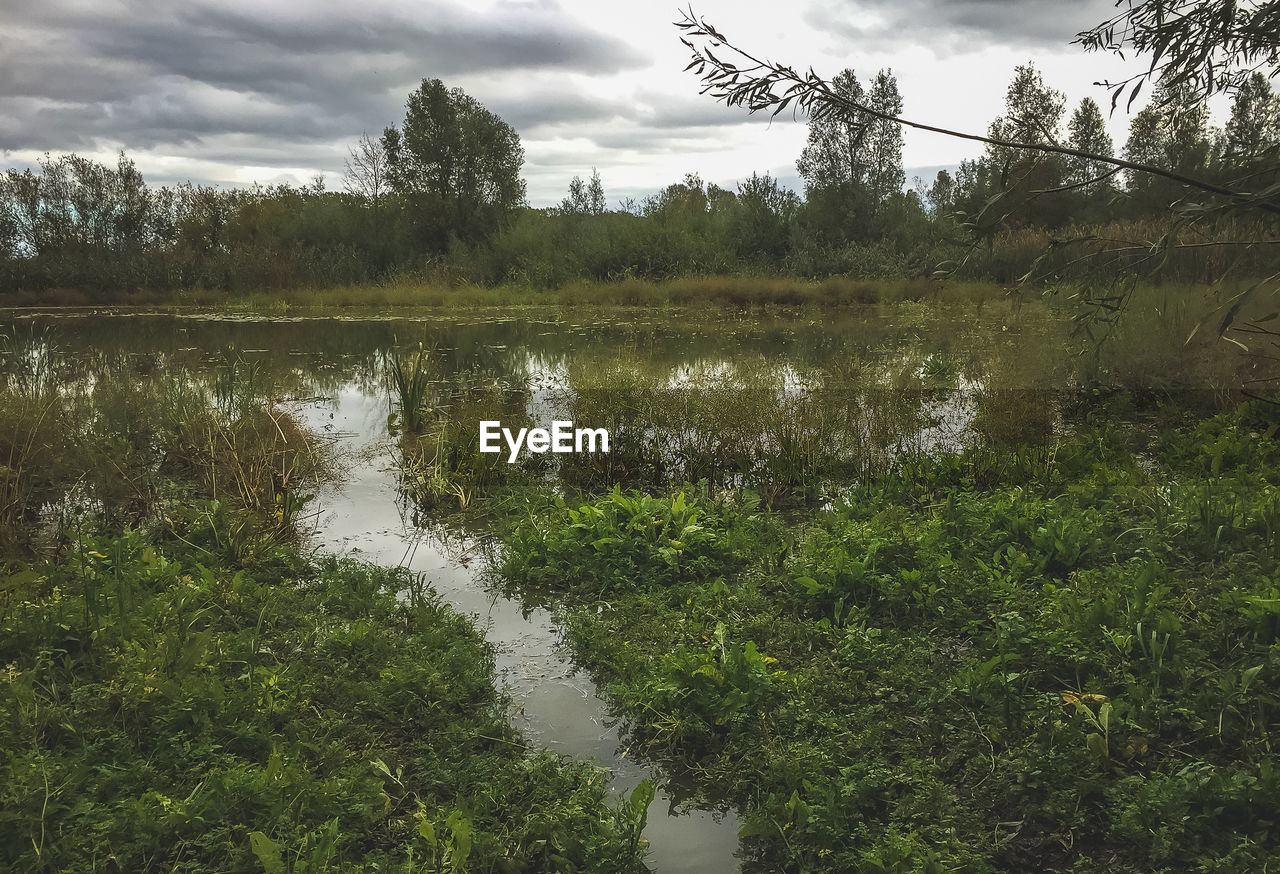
top-left (4, 304), bottom-right (1071, 873)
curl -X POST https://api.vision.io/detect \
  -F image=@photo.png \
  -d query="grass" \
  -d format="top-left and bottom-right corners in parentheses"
top-left (495, 404), bottom-right (1280, 872)
top-left (0, 337), bottom-right (336, 552)
top-left (0, 336), bottom-right (651, 872)
top-left (0, 275), bottom-right (1013, 311)
top-left (7, 291), bottom-right (1280, 871)
top-left (0, 514), bottom-right (651, 872)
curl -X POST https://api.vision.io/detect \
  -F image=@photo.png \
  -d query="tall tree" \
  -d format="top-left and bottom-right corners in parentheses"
top-left (797, 69), bottom-right (870, 194)
top-left (382, 79), bottom-right (525, 250)
top-left (343, 132), bottom-right (388, 209)
top-left (730, 171), bottom-right (799, 261)
top-left (989, 63), bottom-right (1067, 149)
top-left (1064, 97), bottom-right (1118, 221)
top-left (1124, 81), bottom-right (1214, 211)
top-left (978, 63), bottom-right (1071, 227)
top-left (866, 70), bottom-right (906, 205)
top-left (1224, 71), bottom-right (1280, 161)
top-left (1066, 97), bottom-right (1116, 186)
top-left (586, 168), bottom-right (606, 215)
top-left (925, 169), bottom-right (956, 216)
top-left (561, 168), bottom-right (607, 216)
top-left (797, 68), bottom-right (905, 241)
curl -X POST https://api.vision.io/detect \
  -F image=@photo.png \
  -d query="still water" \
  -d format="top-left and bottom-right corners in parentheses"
top-left (6, 303), bottom-right (1061, 872)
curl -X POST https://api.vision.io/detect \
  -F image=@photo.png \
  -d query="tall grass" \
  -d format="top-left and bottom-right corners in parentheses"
top-left (1, 276), bottom-right (1014, 310)
top-left (384, 344), bottom-right (432, 434)
top-left (0, 338), bottom-right (336, 550)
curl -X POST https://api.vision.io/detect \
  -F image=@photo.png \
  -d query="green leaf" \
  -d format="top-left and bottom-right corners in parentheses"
top-left (249, 831), bottom-right (285, 874)
top-left (445, 809), bottom-right (473, 865)
top-left (1242, 664), bottom-right (1264, 693)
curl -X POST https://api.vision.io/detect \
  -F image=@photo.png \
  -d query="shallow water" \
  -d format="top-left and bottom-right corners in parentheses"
top-left (303, 388), bottom-right (744, 872)
top-left (5, 304), bottom-right (1067, 872)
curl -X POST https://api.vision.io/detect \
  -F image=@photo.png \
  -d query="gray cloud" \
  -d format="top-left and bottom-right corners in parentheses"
top-left (806, 0), bottom-right (1117, 51)
top-left (485, 90), bottom-right (629, 134)
top-left (0, 0), bottom-right (1130, 206)
top-left (0, 0), bottom-right (645, 154)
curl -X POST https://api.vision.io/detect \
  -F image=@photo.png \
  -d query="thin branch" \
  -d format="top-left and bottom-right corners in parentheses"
top-left (1030, 167), bottom-right (1124, 195)
top-left (676, 9), bottom-right (1280, 216)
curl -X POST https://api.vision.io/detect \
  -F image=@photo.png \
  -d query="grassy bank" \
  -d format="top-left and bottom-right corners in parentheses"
top-left (0, 275), bottom-right (1011, 310)
top-left (0, 523), bottom-right (649, 871)
top-left (497, 403), bottom-right (1280, 871)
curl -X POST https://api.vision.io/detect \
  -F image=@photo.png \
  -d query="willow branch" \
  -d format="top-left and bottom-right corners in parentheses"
top-left (676, 9), bottom-right (1280, 217)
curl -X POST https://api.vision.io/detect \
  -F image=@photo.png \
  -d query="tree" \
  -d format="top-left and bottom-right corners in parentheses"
top-left (586, 169), bottom-right (606, 215)
top-left (925, 169), bottom-right (956, 217)
top-left (797, 69), bottom-right (870, 195)
top-left (1224, 71), bottom-right (1280, 162)
top-left (1064, 97), bottom-right (1118, 221)
top-left (729, 172), bottom-right (799, 262)
top-left (1066, 98), bottom-right (1116, 187)
top-left (980, 63), bottom-right (1071, 228)
top-left (343, 132), bottom-right (388, 209)
top-left (382, 79), bottom-right (526, 250)
top-left (1077, 0), bottom-right (1280, 106)
top-left (1124, 82), bottom-right (1213, 212)
top-left (989, 63), bottom-right (1066, 148)
top-left (865, 70), bottom-right (906, 205)
top-left (562, 168), bottom-right (607, 216)
top-left (797, 68), bottom-right (905, 241)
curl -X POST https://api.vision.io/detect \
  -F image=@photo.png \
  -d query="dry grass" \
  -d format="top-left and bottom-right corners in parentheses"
top-left (0, 276), bottom-right (1015, 311)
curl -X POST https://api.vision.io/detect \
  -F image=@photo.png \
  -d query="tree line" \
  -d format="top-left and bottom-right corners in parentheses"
top-left (2, 67), bottom-right (1277, 296)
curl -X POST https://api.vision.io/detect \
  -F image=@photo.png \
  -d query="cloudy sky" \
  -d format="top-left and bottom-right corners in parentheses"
top-left (3, 0), bottom-right (1164, 206)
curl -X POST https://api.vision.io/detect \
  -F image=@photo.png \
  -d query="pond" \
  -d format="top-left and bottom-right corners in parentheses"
top-left (4, 302), bottom-right (1070, 872)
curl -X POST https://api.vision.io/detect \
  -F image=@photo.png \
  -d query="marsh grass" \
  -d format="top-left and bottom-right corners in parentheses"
top-left (393, 369), bottom-right (539, 513)
top-left (550, 338), bottom-right (1071, 504)
top-left (0, 521), bottom-right (649, 872)
top-left (192, 275), bottom-right (1010, 311)
top-left (0, 337), bottom-right (648, 872)
top-left (0, 339), bottom-right (337, 549)
top-left (384, 343), bottom-right (433, 434)
top-left (501, 401), bottom-right (1280, 872)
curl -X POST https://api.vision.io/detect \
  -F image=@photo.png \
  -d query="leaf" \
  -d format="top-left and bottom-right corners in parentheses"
top-left (445, 809), bottom-right (473, 864)
top-left (625, 778), bottom-right (656, 832)
top-left (417, 816), bottom-right (437, 845)
top-left (795, 575), bottom-right (822, 595)
top-left (249, 832), bottom-right (285, 874)
top-left (1217, 272), bottom-right (1280, 337)
top-left (1241, 664), bottom-right (1264, 693)
top-left (1126, 78), bottom-right (1145, 112)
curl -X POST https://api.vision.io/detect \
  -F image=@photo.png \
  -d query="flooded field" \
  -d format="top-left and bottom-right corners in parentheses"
top-left (5, 301), bottom-right (1276, 872)
top-left (2, 302), bottom-right (1065, 871)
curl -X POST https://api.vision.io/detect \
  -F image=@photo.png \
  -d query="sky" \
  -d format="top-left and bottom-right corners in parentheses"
top-left (2, 0), bottom-right (1174, 207)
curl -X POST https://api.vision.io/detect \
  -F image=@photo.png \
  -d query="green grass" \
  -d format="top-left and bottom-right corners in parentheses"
top-left (0, 340), bottom-right (650, 873)
top-left (6, 293), bottom-right (1280, 872)
top-left (0, 275), bottom-right (1012, 311)
top-left (497, 403), bottom-right (1280, 872)
top-left (0, 510), bottom-right (649, 872)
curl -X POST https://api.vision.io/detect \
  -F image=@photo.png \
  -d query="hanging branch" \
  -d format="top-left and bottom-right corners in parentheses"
top-left (1075, 1), bottom-right (1280, 110)
top-left (675, 8), bottom-right (1280, 216)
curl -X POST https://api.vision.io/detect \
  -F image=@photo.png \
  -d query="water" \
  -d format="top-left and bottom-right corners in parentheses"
top-left (299, 383), bottom-right (744, 872)
top-left (5, 303), bottom-right (1064, 872)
